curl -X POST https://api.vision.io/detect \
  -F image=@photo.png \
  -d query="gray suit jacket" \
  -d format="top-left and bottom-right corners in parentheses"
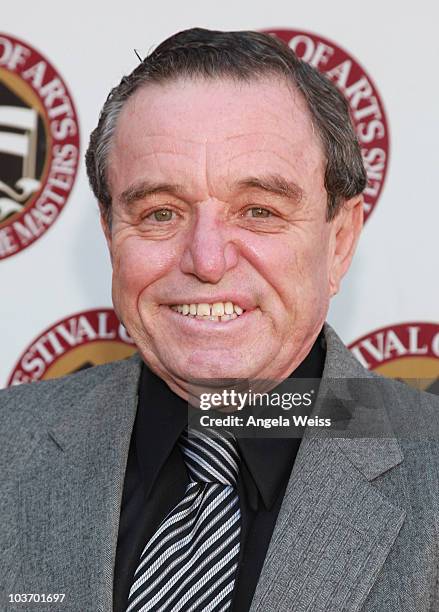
top-left (1, 324), bottom-right (438, 612)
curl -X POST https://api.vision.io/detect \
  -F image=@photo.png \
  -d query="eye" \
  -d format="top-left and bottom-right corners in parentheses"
top-left (149, 208), bottom-right (174, 222)
top-left (246, 207), bottom-right (272, 218)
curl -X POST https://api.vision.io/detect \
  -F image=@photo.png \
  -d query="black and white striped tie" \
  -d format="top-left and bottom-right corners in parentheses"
top-left (126, 426), bottom-right (241, 612)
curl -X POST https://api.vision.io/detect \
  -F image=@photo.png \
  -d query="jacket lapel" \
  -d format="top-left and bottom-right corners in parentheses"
top-left (250, 325), bottom-right (406, 611)
top-left (18, 355), bottom-right (142, 612)
top-left (249, 434), bottom-right (405, 611)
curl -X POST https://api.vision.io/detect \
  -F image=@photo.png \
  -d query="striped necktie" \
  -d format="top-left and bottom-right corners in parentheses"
top-left (126, 426), bottom-right (242, 612)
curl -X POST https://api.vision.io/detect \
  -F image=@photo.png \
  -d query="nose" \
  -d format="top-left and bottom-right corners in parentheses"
top-left (180, 199), bottom-right (239, 283)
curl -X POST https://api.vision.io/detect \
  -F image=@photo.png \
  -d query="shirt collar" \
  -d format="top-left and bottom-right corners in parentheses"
top-left (135, 368), bottom-right (188, 501)
top-left (136, 329), bottom-right (326, 509)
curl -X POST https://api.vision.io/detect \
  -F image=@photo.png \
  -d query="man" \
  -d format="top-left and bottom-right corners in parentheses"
top-left (1, 28), bottom-right (438, 612)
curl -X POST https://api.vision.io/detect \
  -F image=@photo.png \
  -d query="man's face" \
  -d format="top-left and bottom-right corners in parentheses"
top-left (105, 76), bottom-right (361, 393)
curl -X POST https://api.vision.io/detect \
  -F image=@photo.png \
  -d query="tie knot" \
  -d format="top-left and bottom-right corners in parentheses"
top-left (178, 426), bottom-right (240, 486)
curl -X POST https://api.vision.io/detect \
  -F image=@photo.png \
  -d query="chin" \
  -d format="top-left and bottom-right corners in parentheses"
top-left (183, 363), bottom-right (245, 382)
top-left (174, 354), bottom-right (254, 383)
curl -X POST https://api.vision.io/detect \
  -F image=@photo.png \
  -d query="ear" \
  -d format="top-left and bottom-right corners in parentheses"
top-left (328, 195), bottom-right (364, 297)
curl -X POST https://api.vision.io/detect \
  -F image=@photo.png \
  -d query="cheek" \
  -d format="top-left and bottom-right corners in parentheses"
top-left (296, 235), bottom-right (331, 284)
top-left (239, 229), bottom-right (331, 306)
top-left (112, 236), bottom-right (178, 299)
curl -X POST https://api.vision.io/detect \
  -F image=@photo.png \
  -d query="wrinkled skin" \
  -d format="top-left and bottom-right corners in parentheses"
top-left (103, 76), bottom-right (363, 399)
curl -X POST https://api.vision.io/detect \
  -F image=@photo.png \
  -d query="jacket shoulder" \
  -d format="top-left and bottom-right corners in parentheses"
top-left (0, 354), bottom-right (142, 437)
top-left (370, 370), bottom-right (439, 425)
top-left (323, 323), bottom-right (439, 423)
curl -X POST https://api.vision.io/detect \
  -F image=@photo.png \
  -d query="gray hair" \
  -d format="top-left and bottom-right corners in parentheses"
top-left (85, 28), bottom-right (367, 226)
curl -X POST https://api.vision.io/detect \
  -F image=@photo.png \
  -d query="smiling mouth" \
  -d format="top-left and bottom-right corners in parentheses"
top-left (169, 301), bottom-right (245, 322)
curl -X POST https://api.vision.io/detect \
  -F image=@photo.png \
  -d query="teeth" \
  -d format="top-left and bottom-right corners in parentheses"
top-left (219, 313), bottom-right (237, 321)
top-left (224, 301), bottom-right (234, 315)
top-left (196, 303), bottom-right (211, 316)
top-left (212, 302), bottom-right (225, 316)
top-left (170, 300), bottom-right (247, 321)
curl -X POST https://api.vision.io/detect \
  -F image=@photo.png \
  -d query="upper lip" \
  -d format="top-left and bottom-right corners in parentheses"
top-left (164, 295), bottom-right (255, 311)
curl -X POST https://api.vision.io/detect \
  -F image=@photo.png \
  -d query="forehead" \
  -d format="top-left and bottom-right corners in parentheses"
top-left (109, 76), bottom-right (325, 196)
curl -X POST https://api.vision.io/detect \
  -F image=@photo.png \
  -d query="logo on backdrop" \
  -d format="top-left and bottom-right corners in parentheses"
top-left (349, 322), bottom-right (439, 394)
top-left (0, 34), bottom-right (79, 260)
top-left (264, 29), bottom-right (389, 222)
top-left (7, 308), bottom-right (137, 386)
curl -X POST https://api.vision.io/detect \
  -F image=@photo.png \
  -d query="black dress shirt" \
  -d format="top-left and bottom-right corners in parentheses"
top-left (113, 331), bottom-right (326, 611)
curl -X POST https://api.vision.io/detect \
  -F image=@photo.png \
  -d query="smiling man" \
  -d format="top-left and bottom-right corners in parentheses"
top-left (1, 28), bottom-right (439, 612)
top-left (99, 72), bottom-right (360, 390)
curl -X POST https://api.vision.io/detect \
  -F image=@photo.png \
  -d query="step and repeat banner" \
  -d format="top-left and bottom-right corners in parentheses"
top-left (1, 2), bottom-right (438, 390)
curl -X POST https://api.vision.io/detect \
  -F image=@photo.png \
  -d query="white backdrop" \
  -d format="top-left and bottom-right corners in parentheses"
top-left (1, 0), bottom-right (438, 386)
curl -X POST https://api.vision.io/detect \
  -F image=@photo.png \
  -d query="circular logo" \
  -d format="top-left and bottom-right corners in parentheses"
top-left (7, 308), bottom-right (137, 386)
top-left (0, 34), bottom-right (79, 259)
top-left (264, 29), bottom-right (389, 222)
top-left (348, 322), bottom-right (439, 393)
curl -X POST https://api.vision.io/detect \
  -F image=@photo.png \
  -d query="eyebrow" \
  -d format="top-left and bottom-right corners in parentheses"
top-left (119, 174), bottom-right (304, 207)
top-left (119, 181), bottom-right (185, 206)
top-left (236, 175), bottom-right (304, 204)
